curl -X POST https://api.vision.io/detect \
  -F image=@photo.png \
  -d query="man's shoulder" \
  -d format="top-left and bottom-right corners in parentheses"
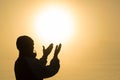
top-left (25, 57), bottom-right (40, 65)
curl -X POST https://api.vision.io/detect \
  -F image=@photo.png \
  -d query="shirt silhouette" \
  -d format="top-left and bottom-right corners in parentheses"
top-left (14, 35), bottom-right (61, 80)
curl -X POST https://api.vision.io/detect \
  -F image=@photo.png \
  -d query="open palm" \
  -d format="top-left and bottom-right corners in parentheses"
top-left (54, 44), bottom-right (62, 57)
top-left (43, 43), bottom-right (53, 57)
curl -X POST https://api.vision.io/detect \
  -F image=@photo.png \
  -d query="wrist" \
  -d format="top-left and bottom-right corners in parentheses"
top-left (53, 55), bottom-right (58, 59)
top-left (42, 55), bottom-right (48, 59)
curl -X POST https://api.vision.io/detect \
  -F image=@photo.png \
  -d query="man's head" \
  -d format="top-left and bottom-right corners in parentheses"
top-left (16, 35), bottom-right (34, 54)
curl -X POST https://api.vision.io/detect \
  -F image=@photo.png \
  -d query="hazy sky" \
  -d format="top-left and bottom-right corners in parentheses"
top-left (0, 0), bottom-right (120, 80)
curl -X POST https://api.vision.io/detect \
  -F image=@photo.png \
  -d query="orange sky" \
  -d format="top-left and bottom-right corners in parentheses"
top-left (0, 0), bottom-right (120, 80)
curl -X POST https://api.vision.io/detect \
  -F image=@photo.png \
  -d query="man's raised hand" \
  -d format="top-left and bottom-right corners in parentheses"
top-left (43, 43), bottom-right (53, 58)
top-left (54, 44), bottom-right (62, 58)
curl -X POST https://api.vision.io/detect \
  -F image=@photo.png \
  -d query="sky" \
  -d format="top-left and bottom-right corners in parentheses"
top-left (0, 0), bottom-right (120, 80)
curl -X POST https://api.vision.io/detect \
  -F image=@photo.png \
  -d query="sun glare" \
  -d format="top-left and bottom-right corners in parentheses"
top-left (34, 5), bottom-right (74, 44)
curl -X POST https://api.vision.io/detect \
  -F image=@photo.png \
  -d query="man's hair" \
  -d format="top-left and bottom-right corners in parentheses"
top-left (16, 35), bottom-right (34, 51)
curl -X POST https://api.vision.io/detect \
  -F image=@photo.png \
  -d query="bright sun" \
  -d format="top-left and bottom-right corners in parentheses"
top-left (34, 5), bottom-right (74, 43)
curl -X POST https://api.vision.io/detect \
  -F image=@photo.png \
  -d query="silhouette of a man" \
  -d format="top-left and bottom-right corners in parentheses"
top-left (14, 35), bottom-right (61, 80)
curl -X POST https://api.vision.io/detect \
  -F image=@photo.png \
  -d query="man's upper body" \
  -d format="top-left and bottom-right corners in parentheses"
top-left (14, 36), bottom-right (61, 80)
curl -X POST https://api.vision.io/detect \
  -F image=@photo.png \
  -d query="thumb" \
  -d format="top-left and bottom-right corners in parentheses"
top-left (43, 46), bottom-right (45, 51)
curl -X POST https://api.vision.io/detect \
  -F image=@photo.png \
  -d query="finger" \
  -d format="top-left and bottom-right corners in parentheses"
top-left (55, 45), bottom-right (58, 51)
top-left (57, 45), bottom-right (58, 48)
top-left (59, 43), bottom-right (62, 49)
top-left (50, 43), bottom-right (53, 47)
top-left (58, 43), bottom-right (62, 51)
top-left (54, 45), bottom-right (58, 53)
top-left (43, 46), bottom-right (45, 50)
top-left (47, 43), bottom-right (53, 50)
top-left (50, 43), bottom-right (53, 46)
top-left (48, 43), bottom-right (53, 48)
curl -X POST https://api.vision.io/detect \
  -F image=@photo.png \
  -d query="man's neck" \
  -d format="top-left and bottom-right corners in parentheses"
top-left (19, 51), bottom-right (36, 58)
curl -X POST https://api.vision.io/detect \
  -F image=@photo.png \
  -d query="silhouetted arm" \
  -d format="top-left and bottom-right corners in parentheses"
top-left (41, 44), bottom-right (61, 78)
top-left (26, 44), bottom-right (61, 79)
top-left (42, 57), bottom-right (60, 78)
top-left (39, 43), bottom-right (53, 66)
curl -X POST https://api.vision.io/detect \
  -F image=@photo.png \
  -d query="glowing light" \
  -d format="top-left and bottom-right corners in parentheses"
top-left (34, 5), bottom-right (74, 43)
